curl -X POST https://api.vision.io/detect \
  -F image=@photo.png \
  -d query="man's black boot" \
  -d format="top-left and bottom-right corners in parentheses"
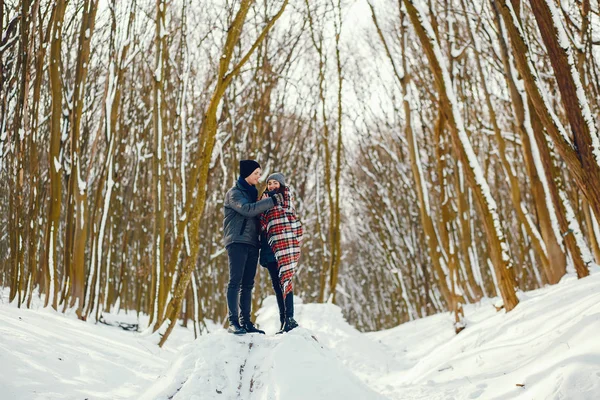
top-left (239, 285), bottom-right (253, 326)
top-left (244, 321), bottom-right (265, 334)
top-left (227, 321), bottom-right (247, 335)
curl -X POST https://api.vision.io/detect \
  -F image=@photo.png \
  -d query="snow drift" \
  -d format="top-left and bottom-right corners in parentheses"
top-left (1, 270), bottom-right (600, 399)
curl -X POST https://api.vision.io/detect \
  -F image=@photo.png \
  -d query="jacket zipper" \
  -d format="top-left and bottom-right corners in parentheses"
top-left (239, 219), bottom-right (247, 236)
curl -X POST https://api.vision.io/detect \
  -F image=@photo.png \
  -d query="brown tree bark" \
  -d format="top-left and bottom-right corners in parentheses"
top-left (491, 1), bottom-right (568, 284)
top-left (83, 1), bottom-right (135, 320)
top-left (9, 0), bottom-right (36, 305)
top-left (460, 0), bottom-right (553, 283)
top-left (63, 0), bottom-right (98, 317)
top-left (582, 200), bottom-right (600, 263)
top-left (305, 0), bottom-right (336, 303)
top-left (44, 0), bottom-right (67, 309)
top-left (149, 0), bottom-right (168, 328)
top-left (403, 0), bottom-right (518, 311)
top-left (329, 0), bottom-right (343, 304)
top-left (496, 0), bottom-right (599, 278)
top-left (27, 1), bottom-right (53, 308)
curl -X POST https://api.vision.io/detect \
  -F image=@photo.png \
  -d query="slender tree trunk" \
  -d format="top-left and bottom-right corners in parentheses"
top-left (328, 0), bottom-right (343, 304)
top-left (150, 0), bottom-right (167, 328)
top-left (27, 2), bottom-right (51, 307)
top-left (433, 110), bottom-right (467, 315)
top-left (44, 0), bottom-right (67, 309)
top-left (454, 163), bottom-right (484, 299)
top-left (84, 1), bottom-right (133, 320)
top-left (9, 0), bottom-right (36, 305)
top-left (583, 200), bottom-right (600, 263)
top-left (304, 0), bottom-right (335, 303)
top-left (64, 0), bottom-right (98, 317)
top-left (314, 151), bottom-right (329, 303)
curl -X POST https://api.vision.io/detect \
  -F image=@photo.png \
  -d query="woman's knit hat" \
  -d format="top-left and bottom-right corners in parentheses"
top-left (267, 172), bottom-right (286, 187)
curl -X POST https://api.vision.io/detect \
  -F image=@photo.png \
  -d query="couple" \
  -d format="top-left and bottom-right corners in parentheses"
top-left (223, 160), bottom-right (303, 335)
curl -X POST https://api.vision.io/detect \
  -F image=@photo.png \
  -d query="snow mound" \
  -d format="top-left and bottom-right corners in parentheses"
top-left (141, 327), bottom-right (384, 400)
top-left (368, 272), bottom-right (600, 399)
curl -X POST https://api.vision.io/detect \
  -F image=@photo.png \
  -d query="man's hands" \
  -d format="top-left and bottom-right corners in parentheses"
top-left (262, 191), bottom-right (282, 206)
top-left (272, 193), bottom-right (283, 205)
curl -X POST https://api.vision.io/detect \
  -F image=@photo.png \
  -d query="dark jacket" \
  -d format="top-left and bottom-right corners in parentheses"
top-left (223, 180), bottom-right (276, 248)
top-left (259, 232), bottom-right (277, 267)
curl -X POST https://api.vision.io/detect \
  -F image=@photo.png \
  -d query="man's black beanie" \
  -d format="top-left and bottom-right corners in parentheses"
top-left (240, 160), bottom-right (261, 179)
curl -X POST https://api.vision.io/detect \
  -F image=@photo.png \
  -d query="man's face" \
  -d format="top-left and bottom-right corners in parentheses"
top-left (245, 168), bottom-right (261, 186)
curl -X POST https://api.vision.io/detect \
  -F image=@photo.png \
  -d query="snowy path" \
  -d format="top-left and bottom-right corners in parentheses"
top-left (1, 271), bottom-right (600, 399)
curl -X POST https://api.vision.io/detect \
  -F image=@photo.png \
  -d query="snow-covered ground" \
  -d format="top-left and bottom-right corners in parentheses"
top-left (1, 270), bottom-right (600, 399)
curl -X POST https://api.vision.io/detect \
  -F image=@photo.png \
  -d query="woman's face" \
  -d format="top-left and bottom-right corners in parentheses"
top-left (246, 168), bottom-right (262, 186)
top-left (267, 179), bottom-right (281, 191)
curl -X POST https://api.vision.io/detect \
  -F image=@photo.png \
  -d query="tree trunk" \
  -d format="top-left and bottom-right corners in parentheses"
top-left (150, 0), bottom-right (168, 329)
top-left (582, 200), bottom-right (600, 263)
top-left (27, 1), bottom-right (51, 308)
top-left (329, 0), bottom-right (343, 304)
top-left (64, 0), bottom-right (98, 317)
top-left (305, 0), bottom-right (336, 303)
top-left (44, 0), bottom-right (67, 309)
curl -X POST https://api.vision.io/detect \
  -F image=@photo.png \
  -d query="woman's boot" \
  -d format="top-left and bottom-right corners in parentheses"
top-left (280, 292), bottom-right (298, 333)
top-left (283, 317), bottom-right (298, 332)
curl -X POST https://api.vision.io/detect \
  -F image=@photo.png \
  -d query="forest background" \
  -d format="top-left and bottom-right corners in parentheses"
top-left (1, 0), bottom-right (600, 346)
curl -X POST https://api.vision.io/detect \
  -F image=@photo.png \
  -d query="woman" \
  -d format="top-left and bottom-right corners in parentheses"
top-left (259, 172), bottom-right (303, 333)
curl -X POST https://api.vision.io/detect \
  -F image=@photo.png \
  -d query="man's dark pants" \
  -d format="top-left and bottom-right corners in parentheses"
top-left (227, 243), bottom-right (259, 325)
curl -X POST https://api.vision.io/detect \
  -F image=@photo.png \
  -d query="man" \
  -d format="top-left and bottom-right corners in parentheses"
top-left (223, 160), bottom-right (282, 334)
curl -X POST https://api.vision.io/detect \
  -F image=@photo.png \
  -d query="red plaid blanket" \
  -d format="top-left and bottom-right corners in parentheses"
top-left (259, 187), bottom-right (303, 298)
